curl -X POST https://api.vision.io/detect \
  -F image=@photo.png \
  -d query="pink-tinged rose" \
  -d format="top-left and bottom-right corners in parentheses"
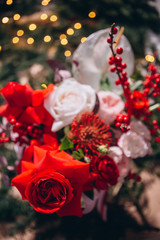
top-left (97, 91), bottom-right (124, 124)
top-left (130, 121), bottom-right (151, 141)
top-left (118, 131), bottom-right (149, 159)
top-left (108, 146), bottom-right (131, 180)
top-left (44, 79), bottom-right (96, 132)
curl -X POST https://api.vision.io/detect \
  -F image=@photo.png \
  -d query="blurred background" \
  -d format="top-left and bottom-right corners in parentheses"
top-left (0, 0), bottom-right (160, 239)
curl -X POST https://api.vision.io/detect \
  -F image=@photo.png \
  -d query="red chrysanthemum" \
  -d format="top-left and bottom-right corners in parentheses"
top-left (69, 112), bottom-right (112, 155)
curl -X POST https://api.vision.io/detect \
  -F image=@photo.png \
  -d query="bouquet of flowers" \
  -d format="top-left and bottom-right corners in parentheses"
top-left (0, 24), bottom-right (160, 222)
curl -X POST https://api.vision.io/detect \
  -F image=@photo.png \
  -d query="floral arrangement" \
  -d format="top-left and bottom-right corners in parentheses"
top-left (0, 24), bottom-right (160, 221)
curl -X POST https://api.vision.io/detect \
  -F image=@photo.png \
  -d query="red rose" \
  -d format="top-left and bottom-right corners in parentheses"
top-left (25, 170), bottom-right (73, 214)
top-left (130, 90), bottom-right (149, 118)
top-left (0, 82), bottom-right (54, 126)
top-left (12, 147), bottom-right (89, 217)
top-left (91, 155), bottom-right (119, 189)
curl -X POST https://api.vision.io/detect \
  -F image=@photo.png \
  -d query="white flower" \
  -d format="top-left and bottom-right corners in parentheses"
top-left (109, 146), bottom-right (131, 180)
top-left (118, 131), bottom-right (149, 159)
top-left (72, 28), bottom-right (134, 94)
top-left (44, 78), bottom-right (96, 131)
top-left (130, 120), bottom-right (151, 141)
top-left (98, 91), bottom-right (124, 124)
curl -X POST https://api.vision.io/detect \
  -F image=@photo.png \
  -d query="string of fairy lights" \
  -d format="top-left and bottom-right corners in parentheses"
top-left (0, 0), bottom-right (155, 62)
top-left (0, 0), bottom-right (98, 57)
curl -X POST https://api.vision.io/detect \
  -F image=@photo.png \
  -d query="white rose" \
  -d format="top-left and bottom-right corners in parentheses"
top-left (118, 131), bottom-right (149, 159)
top-left (130, 120), bottom-right (151, 141)
top-left (109, 146), bottom-right (131, 180)
top-left (97, 91), bottom-right (124, 124)
top-left (44, 78), bottom-right (96, 131)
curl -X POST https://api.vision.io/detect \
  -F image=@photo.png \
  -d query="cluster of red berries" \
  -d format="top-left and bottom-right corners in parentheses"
top-left (107, 24), bottom-right (132, 117)
top-left (0, 132), bottom-right (10, 144)
top-left (150, 120), bottom-right (160, 143)
top-left (9, 118), bottom-right (43, 144)
top-left (144, 63), bottom-right (160, 98)
top-left (115, 113), bottom-right (130, 132)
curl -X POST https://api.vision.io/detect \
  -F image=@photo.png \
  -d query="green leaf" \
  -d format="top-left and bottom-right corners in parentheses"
top-left (59, 136), bottom-right (73, 151)
top-left (130, 80), bottom-right (143, 91)
top-left (72, 149), bottom-right (84, 160)
top-left (100, 78), bottom-right (111, 91)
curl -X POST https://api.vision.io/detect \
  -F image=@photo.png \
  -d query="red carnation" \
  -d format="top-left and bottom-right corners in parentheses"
top-left (12, 146), bottom-right (89, 217)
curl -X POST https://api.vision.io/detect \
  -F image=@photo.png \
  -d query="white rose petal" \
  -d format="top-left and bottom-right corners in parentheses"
top-left (44, 78), bottom-right (96, 131)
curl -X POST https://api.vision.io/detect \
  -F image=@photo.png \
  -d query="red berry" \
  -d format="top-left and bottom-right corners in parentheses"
top-left (122, 71), bottom-right (127, 77)
top-left (121, 63), bottom-right (127, 69)
top-left (27, 126), bottom-right (33, 132)
top-left (116, 47), bottom-right (123, 54)
top-left (107, 37), bottom-right (111, 44)
top-left (15, 122), bottom-right (21, 128)
top-left (117, 67), bottom-right (122, 72)
top-left (10, 118), bottom-right (16, 125)
top-left (124, 81), bottom-right (129, 86)
top-left (115, 56), bottom-right (122, 63)
top-left (115, 79), bottom-right (121, 85)
top-left (155, 78), bottom-right (160, 84)
top-left (112, 27), bottom-right (118, 34)
top-left (115, 122), bottom-right (121, 128)
top-left (1, 132), bottom-right (6, 138)
top-left (110, 66), bottom-right (116, 72)
top-left (152, 120), bottom-right (158, 125)
top-left (109, 56), bottom-right (115, 65)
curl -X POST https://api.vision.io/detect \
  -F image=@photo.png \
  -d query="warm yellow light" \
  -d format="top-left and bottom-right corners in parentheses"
top-left (61, 39), bottom-right (68, 45)
top-left (12, 37), bottom-right (19, 44)
top-left (50, 15), bottom-right (58, 22)
top-left (29, 23), bottom-right (37, 31)
top-left (0, 46), bottom-right (2, 51)
top-left (6, 0), bottom-right (13, 5)
top-left (44, 35), bottom-right (51, 42)
top-left (74, 22), bottom-right (82, 29)
top-left (41, 83), bottom-right (47, 88)
top-left (17, 29), bottom-right (24, 36)
top-left (13, 14), bottom-right (21, 21)
top-left (64, 50), bottom-right (71, 57)
top-left (67, 28), bottom-right (74, 35)
top-left (88, 11), bottom-right (96, 18)
top-left (145, 55), bottom-right (155, 63)
top-left (59, 34), bottom-right (67, 40)
top-left (2, 17), bottom-right (9, 24)
top-left (40, 13), bottom-right (48, 20)
top-left (27, 37), bottom-right (34, 45)
top-left (81, 37), bottom-right (87, 43)
top-left (41, 0), bottom-right (49, 6)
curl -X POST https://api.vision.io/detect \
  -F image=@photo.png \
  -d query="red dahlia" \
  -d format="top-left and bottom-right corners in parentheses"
top-left (69, 112), bottom-right (112, 155)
